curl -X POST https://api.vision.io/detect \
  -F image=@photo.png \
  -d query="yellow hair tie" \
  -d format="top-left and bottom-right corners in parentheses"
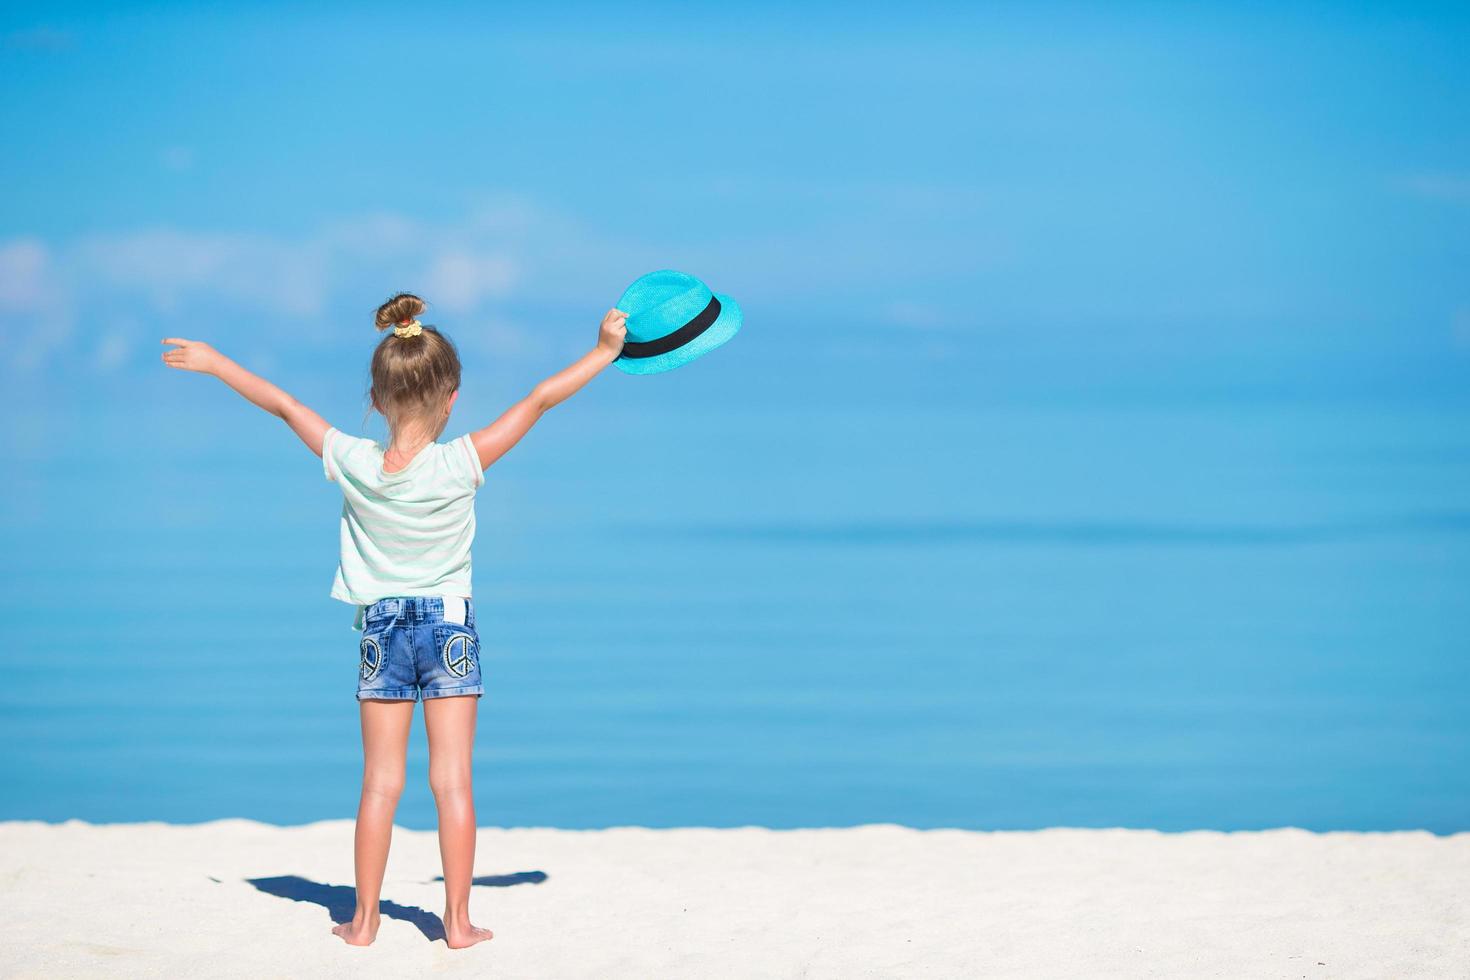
top-left (393, 319), bottom-right (423, 338)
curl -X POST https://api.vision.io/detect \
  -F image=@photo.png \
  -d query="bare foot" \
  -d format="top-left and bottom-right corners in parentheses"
top-left (332, 914), bottom-right (381, 946)
top-left (443, 917), bottom-right (494, 949)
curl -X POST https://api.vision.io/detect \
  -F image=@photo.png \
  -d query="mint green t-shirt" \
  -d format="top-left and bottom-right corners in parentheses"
top-left (322, 426), bottom-right (485, 629)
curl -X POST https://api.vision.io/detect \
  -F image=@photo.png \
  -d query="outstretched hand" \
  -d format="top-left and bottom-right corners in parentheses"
top-left (598, 308), bottom-right (628, 357)
top-left (160, 337), bottom-right (223, 375)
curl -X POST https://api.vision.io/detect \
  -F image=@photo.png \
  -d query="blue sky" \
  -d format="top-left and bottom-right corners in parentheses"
top-left (2, 2), bottom-right (1467, 410)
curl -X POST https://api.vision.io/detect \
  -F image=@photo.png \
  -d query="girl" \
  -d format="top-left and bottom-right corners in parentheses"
top-left (161, 293), bottom-right (628, 948)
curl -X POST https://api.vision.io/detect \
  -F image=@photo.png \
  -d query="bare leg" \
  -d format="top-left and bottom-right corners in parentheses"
top-left (423, 694), bottom-right (493, 948)
top-left (333, 698), bottom-right (414, 946)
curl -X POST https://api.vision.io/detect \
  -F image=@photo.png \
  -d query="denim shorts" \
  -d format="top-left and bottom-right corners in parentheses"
top-left (356, 596), bottom-right (483, 701)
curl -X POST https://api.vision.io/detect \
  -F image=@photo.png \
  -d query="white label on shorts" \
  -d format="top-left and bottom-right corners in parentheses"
top-left (443, 595), bottom-right (467, 625)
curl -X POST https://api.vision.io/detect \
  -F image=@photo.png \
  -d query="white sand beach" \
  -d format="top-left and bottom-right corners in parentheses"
top-left (0, 819), bottom-right (1466, 978)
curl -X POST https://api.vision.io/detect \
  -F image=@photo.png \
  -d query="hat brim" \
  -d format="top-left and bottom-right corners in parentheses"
top-left (613, 292), bottom-right (741, 375)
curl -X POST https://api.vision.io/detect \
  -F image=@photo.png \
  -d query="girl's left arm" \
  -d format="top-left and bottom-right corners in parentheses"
top-left (161, 337), bottom-right (332, 456)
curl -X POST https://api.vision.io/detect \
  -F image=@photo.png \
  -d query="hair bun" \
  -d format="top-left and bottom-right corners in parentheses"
top-left (375, 292), bottom-right (428, 332)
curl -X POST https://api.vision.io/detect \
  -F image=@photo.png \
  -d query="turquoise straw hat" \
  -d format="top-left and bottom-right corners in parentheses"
top-left (613, 269), bottom-right (741, 375)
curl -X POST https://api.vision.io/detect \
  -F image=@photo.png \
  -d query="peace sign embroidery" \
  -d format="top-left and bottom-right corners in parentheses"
top-left (360, 635), bottom-right (384, 681)
top-left (440, 629), bottom-right (478, 678)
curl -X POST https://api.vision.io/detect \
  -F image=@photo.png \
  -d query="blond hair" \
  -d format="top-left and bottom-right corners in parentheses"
top-left (364, 292), bottom-right (462, 439)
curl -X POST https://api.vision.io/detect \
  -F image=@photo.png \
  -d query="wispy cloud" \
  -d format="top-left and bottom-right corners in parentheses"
top-left (881, 301), bottom-right (954, 331)
top-left (654, 175), bottom-right (995, 215)
top-left (422, 251), bottom-right (519, 314)
top-left (0, 197), bottom-right (579, 374)
top-left (454, 313), bottom-right (554, 361)
top-left (0, 239), bottom-right (75, 372)
top-left (0, 239), bottom-right (53, 311)
top-left (1454, 308), bottom-right (1470, 351)
top-left (76, 227), bottom-right (331, 317)
top-left (91, 329), bottom-right (134, 374)
top-left (1392, 172), bottom-right (1470, 205)
top-left (1, 26), bottom-right (74, 52)
top-left (159, 146), bottom-right (196, 173)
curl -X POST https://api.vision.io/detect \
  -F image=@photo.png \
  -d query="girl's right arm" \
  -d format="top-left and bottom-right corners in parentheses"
top-left (465, 308), bottom-right (627, 471)
top-left (161, 337), bottom-right (332, 457)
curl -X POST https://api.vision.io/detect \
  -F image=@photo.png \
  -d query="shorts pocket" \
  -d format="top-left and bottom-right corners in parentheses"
top-left (359, 631), bottom-right (387, 682)
top-left (433, 624), bottom-right (479, 680)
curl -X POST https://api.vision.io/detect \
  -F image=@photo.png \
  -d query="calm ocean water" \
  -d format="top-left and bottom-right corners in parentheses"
top-left (5, 397), bottom-right (1468, 831)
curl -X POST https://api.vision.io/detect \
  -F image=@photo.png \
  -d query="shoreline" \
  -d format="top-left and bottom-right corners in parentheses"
top-left (5, 816), bottom-right (1469, 834)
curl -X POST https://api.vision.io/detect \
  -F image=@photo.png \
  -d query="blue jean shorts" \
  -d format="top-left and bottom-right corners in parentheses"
top-left (356, 596), bottom-right (483, 701)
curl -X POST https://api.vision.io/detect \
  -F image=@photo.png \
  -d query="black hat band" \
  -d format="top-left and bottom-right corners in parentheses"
top-left (617, 295), bottom-right (721, 360)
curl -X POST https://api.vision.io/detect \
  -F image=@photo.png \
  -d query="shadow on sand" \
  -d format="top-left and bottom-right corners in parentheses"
top-left (432, 871), bottom-right (549, 887)
top-left (246, 875), bottom-right (446, 941)
top-left (246, 870), bottom-right (550, 941)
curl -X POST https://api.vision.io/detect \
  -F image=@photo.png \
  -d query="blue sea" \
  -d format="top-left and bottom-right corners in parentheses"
top-left (5, 386), bottom-right (1468, 832)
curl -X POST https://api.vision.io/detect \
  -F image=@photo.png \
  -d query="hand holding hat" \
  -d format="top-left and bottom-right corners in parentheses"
top-left (597, 308), bottom-right (629, 357)
top-left (610, 270), bottom-right (741, 375)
